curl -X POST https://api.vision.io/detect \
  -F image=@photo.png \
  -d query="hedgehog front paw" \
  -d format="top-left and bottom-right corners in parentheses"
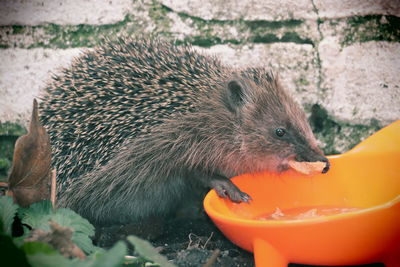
top-left (212, 180), bottom-right (252, 203)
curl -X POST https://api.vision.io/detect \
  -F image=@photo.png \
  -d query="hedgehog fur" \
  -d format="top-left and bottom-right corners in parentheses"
top-left (40, 38), bottom-right (328, 225)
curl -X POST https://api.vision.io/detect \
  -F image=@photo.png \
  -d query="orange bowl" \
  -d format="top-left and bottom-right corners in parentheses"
top-left (204, 120), bottom-right (400, 267)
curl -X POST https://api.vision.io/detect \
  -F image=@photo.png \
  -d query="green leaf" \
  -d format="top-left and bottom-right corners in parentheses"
top-left (2, 197), bottom-right (127, 267)
top-left (87, 245), bottom-right (106, 256)
top-left (86, 241), bottom-right (126, 267)
top-left (71, 232), bottom-right (97, 254)
top-left (12, 224), bottom-right (34, 245)
top-left (22, 241), bottom-right (57, 255)
top-left (0, 233), bottom-right (30, 267)
top-left (52, 208), bottom-right (95, 237)
top-left (127, 236), bottom-right (176, 267)
top-left (27, 253), bottom-right (77, 267)
top-left (27, 241), bottom-right (126, 267)
top-left (0, 196), bottom-right (18, 235)
top-left (51, 208), bottom-right (96, 253)
top-left (18, 200), bottom-right (53, 230)
top-left (19, 201), bottom-right (97, 254)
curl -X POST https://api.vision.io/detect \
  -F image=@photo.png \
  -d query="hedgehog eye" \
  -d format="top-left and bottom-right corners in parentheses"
top-left (275, 128), bottom-right (286, 137)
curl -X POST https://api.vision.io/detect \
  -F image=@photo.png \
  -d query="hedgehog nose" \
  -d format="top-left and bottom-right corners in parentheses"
top-left (321, 157), bottom-right (330, 173)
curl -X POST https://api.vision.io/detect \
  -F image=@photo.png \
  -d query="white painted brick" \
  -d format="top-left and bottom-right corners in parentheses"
top-left (160, 0), bottom-right (400, 21)
top-left (0, 48), bottom-right (84, 124)
top-left (315, 0), bottom-right (400, 19)
top-left (0, 0), bottom-right (134, 26)
top-left (2, 41), bottom-right (399, 127)
top-left (196, 43), bottom-right (319, 106)
top-left (320, 38), bottom-right (400, 125)
top-left (160, 0), bottom-right (317, 20)
top-left (0, 43), bottom-right (318, 124)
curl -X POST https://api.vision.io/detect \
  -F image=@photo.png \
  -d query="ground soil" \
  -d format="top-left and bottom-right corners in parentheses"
top-left (93, 212), bottom-right (385, 267)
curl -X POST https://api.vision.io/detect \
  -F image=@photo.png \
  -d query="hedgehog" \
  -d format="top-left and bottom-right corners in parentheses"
top-left (39, 38), bottom-right (329, 225)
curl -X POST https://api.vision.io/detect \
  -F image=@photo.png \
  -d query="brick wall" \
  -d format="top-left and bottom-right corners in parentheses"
top-left (0, 0), bottom-right (399, 176)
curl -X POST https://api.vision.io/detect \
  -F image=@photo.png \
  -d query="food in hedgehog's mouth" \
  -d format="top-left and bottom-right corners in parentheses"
top-left (288, 160), bottom-right (326, 175)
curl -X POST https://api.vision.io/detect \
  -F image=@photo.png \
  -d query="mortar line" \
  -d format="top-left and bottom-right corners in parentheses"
top-left (310, 0), bottom-right (325, 94)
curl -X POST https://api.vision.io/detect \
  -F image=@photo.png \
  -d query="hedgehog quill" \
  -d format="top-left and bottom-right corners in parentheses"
top-left (40, 38), bottom-right (329, 225)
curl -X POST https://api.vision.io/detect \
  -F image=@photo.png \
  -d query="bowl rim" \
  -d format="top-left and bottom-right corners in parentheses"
top-left (203, 191), bottom-right (400, 227)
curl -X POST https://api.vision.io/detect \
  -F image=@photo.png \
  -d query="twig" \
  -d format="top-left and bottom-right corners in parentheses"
top-left (187, 233), bottom-right (200, 249)
top-left (203, 249), bottom-right (220, 267)
top-left (202, 232), bottom-right (214, 249)
top-left (50, 169), bottom-right (57, 208)
top-left (187, 232), bottom-right (215, 250)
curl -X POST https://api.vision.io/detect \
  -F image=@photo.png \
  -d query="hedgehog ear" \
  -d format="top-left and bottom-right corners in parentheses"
top-left (225, 80), bottom-right (246, 112)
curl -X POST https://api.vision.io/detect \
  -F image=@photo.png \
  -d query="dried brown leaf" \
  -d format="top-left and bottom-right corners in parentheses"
top-left (8, 99), bottom-right (52, 207)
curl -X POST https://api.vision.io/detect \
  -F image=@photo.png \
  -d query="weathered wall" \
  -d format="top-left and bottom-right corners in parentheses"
top-left (0, 0), bottom-right (399, 177)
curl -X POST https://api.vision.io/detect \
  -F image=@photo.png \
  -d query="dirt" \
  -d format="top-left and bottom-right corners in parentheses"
top-left (93, 212), bottom-right (385, 267)
top-left (94, 213), bottom-right (254, 267)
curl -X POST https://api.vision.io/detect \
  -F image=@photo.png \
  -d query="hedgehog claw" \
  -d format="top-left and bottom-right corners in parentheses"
top-left (211, 179), bottom-right (252, 203)
top-left (214, 186), bottom-right (228, 199)
top-left (241, 193), bottom-right (253, 203)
